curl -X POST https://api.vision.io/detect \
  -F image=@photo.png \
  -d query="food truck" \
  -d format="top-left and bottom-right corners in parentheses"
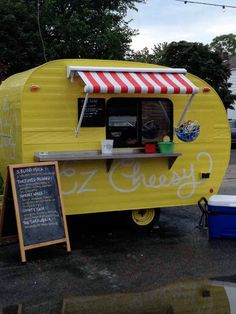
top-left (0, 59), bottom-right (231, 229)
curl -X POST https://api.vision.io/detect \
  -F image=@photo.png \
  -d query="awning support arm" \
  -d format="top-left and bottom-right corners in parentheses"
top-left (75, 92), bottom-right (89, 137)
top-left (176, 93), bottom-right (196, 128)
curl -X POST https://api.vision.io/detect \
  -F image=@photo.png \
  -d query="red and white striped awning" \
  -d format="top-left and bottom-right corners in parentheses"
top-left (67, 66), bottom-right (199, 95)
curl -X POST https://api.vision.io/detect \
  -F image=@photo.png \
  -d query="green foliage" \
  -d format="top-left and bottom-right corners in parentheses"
top-left (156, 41), bottom-right (234, 109)
top-left (128, 42), bottom-right (169, 64)
top-left (129, 41), bottom-right (232, 109)
top-left (40, 0), bottom-right (142, 60)
top-left (0, 0), bottom-right (43, 80)
top-left (157, 41), bottom-right (233, 108)
top-left (127, 47), bottom-right (153, 63)
top-left (129, 40), bottom-right (234, 109)
top-left (210, 33), bottom-right (236, 57)
top-left (0, 0), bottom-right (145, 80)
top-left (150, 42), bottom-right (168, 64)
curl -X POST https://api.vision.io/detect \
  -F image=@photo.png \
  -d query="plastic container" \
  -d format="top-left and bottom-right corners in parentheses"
top-left (145, 143), bottom-right (156, 154)
top-left (158, 142), bottom-right (174, 153)
top-left (101, 140), bottom-right (114, 155)
top-left (208, 195), bottom-right (236, 239)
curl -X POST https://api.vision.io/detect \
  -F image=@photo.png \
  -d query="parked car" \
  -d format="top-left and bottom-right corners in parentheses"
top-left (229, 119), bottom-right (236, 144)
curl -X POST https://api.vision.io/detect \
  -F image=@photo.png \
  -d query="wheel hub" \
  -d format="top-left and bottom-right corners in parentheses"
top-left (131, 209), bottom-right (155, 226)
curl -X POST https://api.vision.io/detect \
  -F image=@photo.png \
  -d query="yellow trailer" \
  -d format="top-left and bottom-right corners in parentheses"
top-left (0, 59), bottom-right (231, 229)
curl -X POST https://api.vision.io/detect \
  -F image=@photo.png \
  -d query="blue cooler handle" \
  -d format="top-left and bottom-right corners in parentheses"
top-left (198, 197), bottom-right (208, 229)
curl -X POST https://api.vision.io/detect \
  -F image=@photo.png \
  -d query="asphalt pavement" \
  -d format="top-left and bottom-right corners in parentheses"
top-left (1, 150), bottom-right (236, 310)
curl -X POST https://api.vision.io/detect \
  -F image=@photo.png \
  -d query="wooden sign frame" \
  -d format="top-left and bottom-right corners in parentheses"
top-left (1, 161), bottom-right (71, 262)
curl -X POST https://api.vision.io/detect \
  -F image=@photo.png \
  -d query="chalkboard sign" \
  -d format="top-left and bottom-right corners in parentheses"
top-left (2, 162), bottom-right (71, 262)
top-left (78, 98), bottom-right (105, 127)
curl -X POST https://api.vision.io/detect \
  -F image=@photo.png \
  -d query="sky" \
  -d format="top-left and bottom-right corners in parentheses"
top-left (127, 0), bottom-right (236, 51)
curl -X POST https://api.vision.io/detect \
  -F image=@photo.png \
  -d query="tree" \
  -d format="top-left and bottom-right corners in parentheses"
top-left (210, 34), bottom-right (236, 57)
top-left (127, 43), bottom-right (168, 64)
top-left (153, 41), bottom-right (234, 109)
top-left (0, 0), bottom-right (145, 81)
top-left (0, 0), bottom-right (44, 80)
top-left (127, 47), bottom-right (153, 63)
top-left (150, 42), bottom-right (168, 64)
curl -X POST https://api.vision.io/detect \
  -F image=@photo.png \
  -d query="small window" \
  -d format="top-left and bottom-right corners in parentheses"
top-left (106, 98), bottom-right (173, 148)
top-left (78, 98), bottom-right (105, 127)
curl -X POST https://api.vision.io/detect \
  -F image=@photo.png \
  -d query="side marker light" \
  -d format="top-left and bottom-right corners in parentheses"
top-left (30, 85), bottom-right (40, 91)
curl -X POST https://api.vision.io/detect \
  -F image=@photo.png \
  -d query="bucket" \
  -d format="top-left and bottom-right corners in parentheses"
top-left (158, 142), bottom-right (174, 153)
top-left (101, 140), bottom-right (114, 155)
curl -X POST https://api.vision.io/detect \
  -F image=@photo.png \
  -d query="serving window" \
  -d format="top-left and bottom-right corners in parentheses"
top-left (106, 98), bottom-right (173, 148)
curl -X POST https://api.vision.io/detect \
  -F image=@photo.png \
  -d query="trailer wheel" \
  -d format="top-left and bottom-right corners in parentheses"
top-left (128, 208), bottom-right (160, 231)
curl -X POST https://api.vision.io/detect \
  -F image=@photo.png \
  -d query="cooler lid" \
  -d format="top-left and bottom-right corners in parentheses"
top-left (208, 195), bottom-right (236, 207)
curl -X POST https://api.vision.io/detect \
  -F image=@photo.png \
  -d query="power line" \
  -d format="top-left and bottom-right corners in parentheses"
top-left (176, 0), bottom-right (236, 9)
top-left (37, 0), bottom-right (47, 62)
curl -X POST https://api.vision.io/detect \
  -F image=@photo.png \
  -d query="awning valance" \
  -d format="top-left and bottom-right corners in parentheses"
top-left (67, 66), bottom-right (199, 95)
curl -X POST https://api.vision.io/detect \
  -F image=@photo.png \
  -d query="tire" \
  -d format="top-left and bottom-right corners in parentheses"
top-left (127, 208), bottom-right (160, 232)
